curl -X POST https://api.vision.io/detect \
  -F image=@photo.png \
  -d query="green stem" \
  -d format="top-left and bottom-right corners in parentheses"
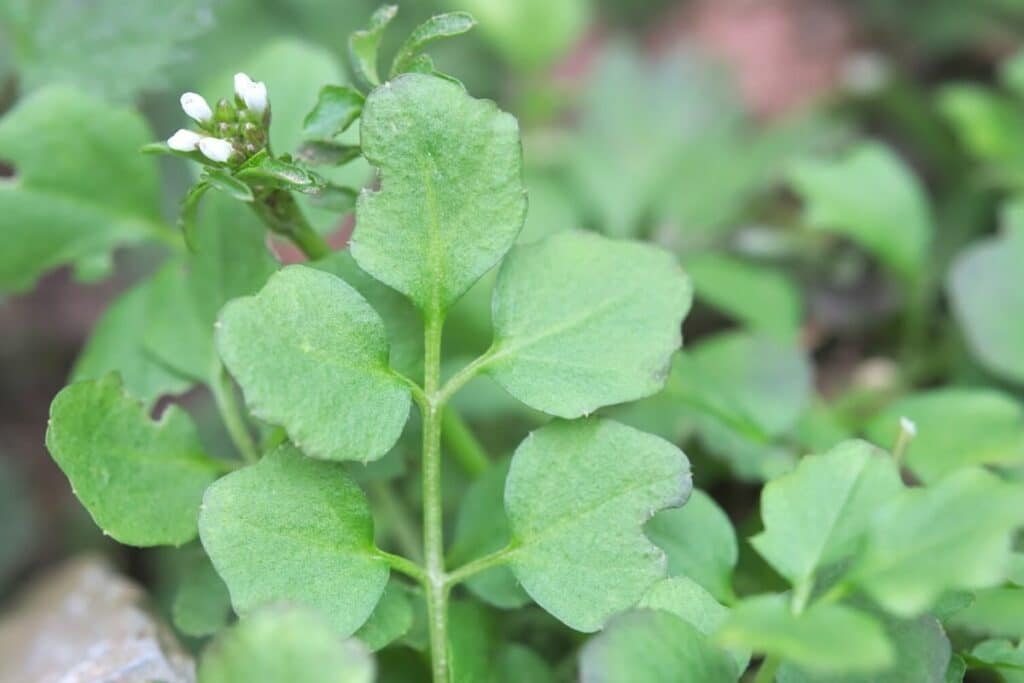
top-left (370, 480), bottom-right (423, 563)
top-left (251, 189), bottom-right (331, 260)
top-left (754, 656), bottom-right (780, 683)
top-left (376, 549), bottom-right (427, 585)
top-left (211, 359), bottom-right (259, 464)
top-left (445, 545), bottom-right (514, 588)
top-left (441, 408), bottom-right (490, 477)
top-left (422, 312), bottom-right (450, 683)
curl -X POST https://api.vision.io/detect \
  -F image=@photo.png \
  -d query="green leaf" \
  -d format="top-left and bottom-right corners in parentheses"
top-left (646, 489), bottom-right (738, 603)
top-left (197, 605), bottom-right (375, 683)
top-left (349, 5), bottom-right (398, 88)
top-left (457, 0), bottom-right (588, 69)
top-left (579, 609), bottom-right (737, 683)
top-left (683, 252), bottom-right (802, 339)
top-left (46, 375), bottom-right (222, 547)
top-left (947, 210), bottom-right (1024, 383)
top-left (146, 192), bottom-right (278, 384)
top-left (938, 85), bottom-right (1024, 187)
top-left (173, 549), bottom-right (232, 638)
top-left (179, 181), bottom-right (211, 251)
top-left (198, 444), bottom-right (390, 635)
top-left (944, 655), bottom-right (966, 683)
top-left (0, 86), bottom-right (165, 292)
top-left (352, 73), bottom-right (526, 314)
top-left (788, 142), bottom-right (932, 280)
top-left (389, 12), bottom-right (476, 77)
top-left (7, 0), bottom-right (211, 102)
top-left (640, 576), bottom-right (749, 673)
top-left (355, 579), bottom-right (416, 651)
top-left (495, 644), bottom-right (553, 683)
top-left (303, 85), bottom-right (365, 140)
top-left (750, 440), bottom-right (904, 588)
top-left (448, 601), bottom-right (497, 683)
top-left (1003, 50), bottom-right (1024, 99)
top-left (71, 269), bottom-right (194, 405)
top-left (298, 141), bottom-right (363, 167)
top-left (949, 587), bottom-right (1024, 638)
top-left (449, 459), bottom-right (531, 609)
top-left (235, 157), bottom-right (323, 193)
top-left (717, 595), bottom-right (893, 675)
top-left (204, 169), bottom-right (254, 202)
top-left (308, 184), bottom-right (359, 214)
top-left (777, 611), bottom-right (950, 683)
top-left (865, 388), bottom-right (1024, 483)
top-left (504, 418), bottom-right (691, 632)
top-left (850, 467), bottom-right (1024, 616)
top-left (482, 231), bottom-right (691, 418)
top-left (216, 265), bottom-right (411, 462)
top-left (970, 639), bottom-right (1024, 678)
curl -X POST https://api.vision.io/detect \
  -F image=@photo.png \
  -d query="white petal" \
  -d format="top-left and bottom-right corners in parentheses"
top-left (180, 92), bottom-right (213, 123)
top-left (899, 416), bottom-right (918, 438)
top-left (167, 129), bottom-right (202, 152)
top-left (198, 137), bottom-right (234, 163)
top-left (242, 81), bottom-right (268, 114)
top-left (234, 72), bottom-right (256, 98)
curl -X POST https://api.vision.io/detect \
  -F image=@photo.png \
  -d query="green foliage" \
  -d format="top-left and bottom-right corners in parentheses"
top-left (46, 375), bottom-right (223, 547)
top-left (0, 86), bottom-right (167, 292)
top-left (503, 418), bottom-right (691, 632)
top-left (198, 445), bottom-right (390, 635)
top-left (198, 606), bottom-right (374, 683)
top-left (352, 72), bottom-right (526, 314)
top-left (173, 549), bottom-right (232, 637)
top-left (789, 142), bottom-right (933, 280)
top-left (216, 266), bottom-right (411, 463)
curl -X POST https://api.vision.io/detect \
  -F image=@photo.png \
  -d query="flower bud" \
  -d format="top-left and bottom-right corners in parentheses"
top-left (167, 128), bottom-right (202, 152)
top-left (180, 92), bottom-right (213, 123)
top-left (215, 98), bottom-right (237, 123)
top-left (234, 72), bottom-right (268, 114)
top-left (198, 137), bottom-right (235, 163)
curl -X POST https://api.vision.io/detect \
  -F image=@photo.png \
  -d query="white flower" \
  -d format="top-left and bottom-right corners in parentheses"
top-left (234, 72), bottom-right (268, 114)
top-left (166, 128), bottom-right (202, 152)
top-left (899, 416), bottom-right (918, 438)
top-left (180, 92), bottom-right (213, 123)
top-left (198, 137), bottom-right (234, 163)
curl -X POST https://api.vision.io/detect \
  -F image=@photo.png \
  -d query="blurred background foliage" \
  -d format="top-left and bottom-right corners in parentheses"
top-left (2, 0), bottom-right (1024, 678)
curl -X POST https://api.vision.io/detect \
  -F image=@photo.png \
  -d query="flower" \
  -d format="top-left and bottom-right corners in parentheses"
top-left (198, 137), bottom-right (234, 163)
top-left (166, 128), bottom-right (203, 152)
top-left (180, 92), bottom-right (213, 123)
top-left (899, 416), bottom-right (918, 438)
top-left (234, 72), bottom-right (268, 114)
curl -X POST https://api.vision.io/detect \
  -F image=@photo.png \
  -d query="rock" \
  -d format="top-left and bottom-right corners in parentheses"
top-left (0, 555), bottom-right (195, 683)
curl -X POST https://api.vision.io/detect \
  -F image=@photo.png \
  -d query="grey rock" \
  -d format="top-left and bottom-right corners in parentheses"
top-left (0, 555), bottom-right (195, 683)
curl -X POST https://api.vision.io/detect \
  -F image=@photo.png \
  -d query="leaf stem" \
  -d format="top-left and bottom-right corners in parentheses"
top-left (422, 311), bottom-right (450, 683)
top-left (437, 348), bottom-right (496, 405)
top-left (210, 358), bottom-right (259, 464)
top-left (444, 545), bottom-right (514, 588)
top-left (250, 189), bottom-right (331, 260)
top-left (754, 655), bottom-right (780, 683)
top-left (376, 549), bottom-right (427, 585)
top-left (441, 408), bottom-right (490, 477)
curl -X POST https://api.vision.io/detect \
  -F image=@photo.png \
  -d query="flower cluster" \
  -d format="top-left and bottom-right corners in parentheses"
top-left (167, 73), bottom-right (269, 164)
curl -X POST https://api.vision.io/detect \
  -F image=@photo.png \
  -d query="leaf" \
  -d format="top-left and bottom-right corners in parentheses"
top-left (448, 601), bottom-right (497, 683)
top-left (683, 252), bottom-right (802, 339)
top-left (355, 579), bottom-right (416, 651)
top-left (173, 549), bottom-right (232, 637)
top-left (308, 184), bottom-right (359, 213)
top-left (865, 388), bottom-right (1024, 483)
top-left (938, 84), bottom-right (1024, 187)
top-left (71, 269), bottom-right (194, 405)
top-left (579, 609), bottom-right (737, 683)
top-left (717, 595), bottom-right (893, 675)
top-left (449, 459), bottom-right (531, 609)
top-left (198, 444), bottom-right (390, 635)
top-left (0, 86), bottom-right (165, 292)
top-left (849, 467), bottom-right (1024, 616)
top-left (197, 605), bottom-right (375, 683)
top-left (750, 440), bottom-right (904, 588)
top-left (352, 72), bottom-right (526, 314)
top-left (389, 12), bottom-right (476, 77)
top-left (947, 209), bottom-right (1024, 383)
top-left (456, 0), bottom-right (589, 69)
top-left (640, 576), bottom-right (749, 673)
top-left (297, 141), bottom-right (362, 167)
top-left (503, 418), bottom-right (691, 632)
top-left (495, 644), bottom-right (553, 683)
top-left (970, 640), bottom-right (1024, 678)
top-left (777, 611), bottom-right (950, 683)
top-left (948, 587), bottom-right (1024, 638)
top-left (8, 0), bottom-right (211, 102)
top-left (45, 375), bottom-right (222, 547)
top-left (349, 5), bottom-right (398, 88)
top-left (303, 85), bottom-right (365, 140)
top-left (235, 157), bottom-right (323, 192)
top-left (216, 265), bottom-right (411, 463)
top-left (204, 169), bottom-right (254, 202)
top-left (788, 142), bottom-right (932, 280)
top-left (482, 230), bottom-right (691, 418)
top-left (146, 191), bottom-right (279, 384)
top-left (179, 181), bottom-right (211, 251)
top-left (646, 489), bottom-right (738, 603)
